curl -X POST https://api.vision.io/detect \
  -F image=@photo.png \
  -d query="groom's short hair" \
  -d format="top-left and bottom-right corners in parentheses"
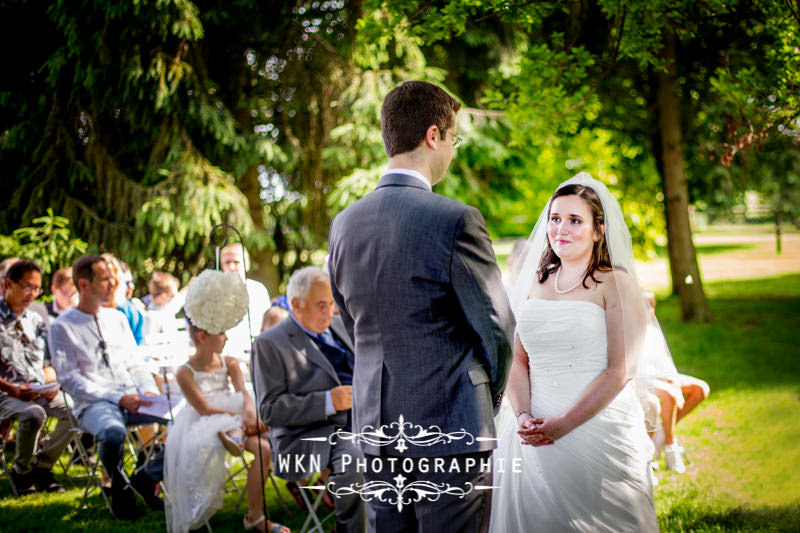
top-left (381, 81), bottom-right (460, 157)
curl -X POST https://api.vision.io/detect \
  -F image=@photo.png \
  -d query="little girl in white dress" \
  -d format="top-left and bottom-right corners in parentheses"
top-left (164, 270), bottom-right (288, 533)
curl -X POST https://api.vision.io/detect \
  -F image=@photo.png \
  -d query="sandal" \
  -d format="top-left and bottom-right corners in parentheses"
top-left (243, 515), bottom-right (290, 533)
top-left (285, 481), bottom-right (308, 513)
top-left (217, 430), bottom-right (244, 456)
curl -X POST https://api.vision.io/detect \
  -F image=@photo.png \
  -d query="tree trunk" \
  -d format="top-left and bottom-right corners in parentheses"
top-left (238, 162), bottom-right (281, 296)
top-left (656, 31), bottom-right (711, 322)
top-left (775, 192), bottom-right (783, 255)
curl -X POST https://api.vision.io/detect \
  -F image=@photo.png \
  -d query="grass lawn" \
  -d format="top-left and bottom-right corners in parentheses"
top-left (652, 272), bottom-right (800, 531)
top-left (1, 273), bottom-right (798, 532)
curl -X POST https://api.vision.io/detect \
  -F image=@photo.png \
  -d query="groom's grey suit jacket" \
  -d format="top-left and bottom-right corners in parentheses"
top-left (252, 315), bottom-right (354, 481)
top-left (328, 173), bottom-right (514, 458)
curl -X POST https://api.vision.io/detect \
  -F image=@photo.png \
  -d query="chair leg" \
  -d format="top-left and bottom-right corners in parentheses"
top-left (58, 394), bottom-right (113, 515)
top-left (269, 472), bottom-right (291, 515)
top-left (299, 484), bottom-right (333, 533)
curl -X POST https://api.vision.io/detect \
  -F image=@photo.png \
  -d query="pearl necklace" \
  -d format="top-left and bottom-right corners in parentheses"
top-left (554, 266), bottom-right (584, 294)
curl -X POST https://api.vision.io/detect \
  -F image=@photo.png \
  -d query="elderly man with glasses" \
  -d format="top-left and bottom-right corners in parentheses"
top-left (0, 258), bottom-right (72, 495)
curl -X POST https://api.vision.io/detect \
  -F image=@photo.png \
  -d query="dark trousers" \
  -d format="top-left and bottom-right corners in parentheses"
top-left (363, 451), bottom-right (493, 533)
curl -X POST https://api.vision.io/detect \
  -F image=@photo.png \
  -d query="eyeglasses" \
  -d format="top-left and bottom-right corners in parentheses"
top-left (10, 279), bottom-right (43, 297)
top-left (440, 128), bottom-right (463, 148)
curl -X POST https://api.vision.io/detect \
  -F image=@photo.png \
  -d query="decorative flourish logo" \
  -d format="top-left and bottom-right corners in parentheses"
top-left (299, 415), bottom-right (507, 509)
top-left (319, 415), bottom-right (491, 453)
top-left (306, 477), bottom-right (493, 512)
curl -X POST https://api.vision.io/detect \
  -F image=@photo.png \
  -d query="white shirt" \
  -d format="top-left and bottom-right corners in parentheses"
top-left (383, 168), bottom-right (432, 191)
top-left (49, 306), bottom-right (158, 416)
top-left (223, 278), bottom-right (270, 361)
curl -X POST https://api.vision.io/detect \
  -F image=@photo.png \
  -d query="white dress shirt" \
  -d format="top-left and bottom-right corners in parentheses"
top-left (383, 168), bottom-right (432, 191)
top-left (49, 306), bottom-right (158, 416)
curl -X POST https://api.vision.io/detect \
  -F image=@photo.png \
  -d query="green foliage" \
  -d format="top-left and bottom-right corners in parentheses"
top-left (3, 0), bottom-right (798, 294)
top-left (653, 274), bottom-right (800, 527)
top-left (353, 0), bottom-right (800, 256)
top-left (0, 209), bottom-right (88, 275)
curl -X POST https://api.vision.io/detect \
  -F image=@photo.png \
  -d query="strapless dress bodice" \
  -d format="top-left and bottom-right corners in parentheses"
top-left (517, 298), bottom-right (607, 378)
top-left (184, 364), bottom-right (232, 397)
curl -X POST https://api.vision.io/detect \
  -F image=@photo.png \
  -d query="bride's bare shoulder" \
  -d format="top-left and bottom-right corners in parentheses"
top-left (594, 267), bottom-right (639, 302)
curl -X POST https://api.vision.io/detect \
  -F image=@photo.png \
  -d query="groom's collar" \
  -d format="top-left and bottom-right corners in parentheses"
top-left (378, 168), bottom-right (432, 191)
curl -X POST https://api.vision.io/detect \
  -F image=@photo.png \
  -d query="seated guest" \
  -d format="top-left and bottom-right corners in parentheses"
top-left (0, 258), bottom-right (50, 326)
top-left (253, 266), bottom-right (363, 532)
top-left (0, 259), bottom-right (71, 494)
top-left (49, 255), bottom-right (164, 520)
top-left (219, 244), bottom-right (270, 361)
top-left (142, 271), bottom-right (183, 345)
top-left (165, 270), bottom-right (288, 533)
top-left (102, 254), bottom-right (145, 345)
top-left (639, 291), bottom-right (710, 474)
top-left (260, 304), bottom-right (289, 333)
top-left (47, 267), bottom-right (78, 318)
top-left (652, 374), bottom-right (710, 473)
top-left (145, 272), bottom-right (180, 310)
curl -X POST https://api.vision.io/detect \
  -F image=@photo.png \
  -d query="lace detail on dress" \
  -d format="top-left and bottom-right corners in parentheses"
top-left (182, 362), bottom-right (232, 397)
top-left (166, 359), bottom-right (242, 532)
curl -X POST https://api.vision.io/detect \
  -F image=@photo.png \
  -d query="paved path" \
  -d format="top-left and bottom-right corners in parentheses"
top-left (636, 232), bottom-right (800, 290)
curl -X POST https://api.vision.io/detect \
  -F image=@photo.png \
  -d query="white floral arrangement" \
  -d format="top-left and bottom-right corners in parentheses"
top-left (184, 270), bottom-right (249, 334)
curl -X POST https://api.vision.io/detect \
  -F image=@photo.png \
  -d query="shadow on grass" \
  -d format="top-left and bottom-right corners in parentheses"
top-left (0, 483), bottom-right (166, 532)
top-left (0, 478), bottom-right (307, 532)
top-left (703, 272), bottom-right (800, 300)
top-left (655, 273), bottom-right (800, 393)
top-left (660, 502), bottom-right (800, 532)
top-left (652, 241), bottom-right (759, 259)
top-left (695, 242), bottom-right (759, 256)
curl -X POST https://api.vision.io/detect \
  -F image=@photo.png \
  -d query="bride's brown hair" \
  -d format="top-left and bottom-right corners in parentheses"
top-left (537, 184), bottom-right (612, 288)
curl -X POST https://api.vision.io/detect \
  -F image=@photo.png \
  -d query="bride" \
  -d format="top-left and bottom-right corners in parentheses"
top-left (490, 173), bottom-right (659, 532)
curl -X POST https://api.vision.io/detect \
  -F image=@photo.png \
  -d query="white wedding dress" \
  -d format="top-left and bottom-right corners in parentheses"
top-left (164, 363), bottom-right (244, 533)
top-left (490, 299), bottom-right (658, 532)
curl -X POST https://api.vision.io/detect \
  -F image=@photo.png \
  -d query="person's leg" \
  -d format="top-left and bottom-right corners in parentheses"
top-left (328, 440), bottom-right (365, 533)
top-left (139, 447), bottom-right (163, 482)
top-left (655, 382), bottom-right (688, 473)
top-left (676, 375), bottom-right (710, 424)
top-left (33, 395), bottom-right (74, 471)
top-left (654, 387), bottom-right (678, 446)
top-left (131, 448), bottom-right (165, 511)
top-left (0, 394), bottom-right (46, 475)
top-left (415, 452), bottom-right (493, 533)
top-left (361, 454), bottom-right (417, 533)
top-left (78, 401), bottom-right (128, 490)
top-left (243, 434), bottom-right (286, 532)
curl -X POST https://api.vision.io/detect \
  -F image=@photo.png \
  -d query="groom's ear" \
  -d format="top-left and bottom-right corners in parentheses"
top-left (424, 124), bottom-right (440, 149)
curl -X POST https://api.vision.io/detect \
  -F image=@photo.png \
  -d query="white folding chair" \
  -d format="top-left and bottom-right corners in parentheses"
top-left (59, 392), bottom-right (114, 513)
top-left (294, 472), bottom-right (336, 533)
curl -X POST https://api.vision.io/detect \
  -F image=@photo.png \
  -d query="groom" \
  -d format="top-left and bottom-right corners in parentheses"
top-left (328, 81), bottom-right (514, 532)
